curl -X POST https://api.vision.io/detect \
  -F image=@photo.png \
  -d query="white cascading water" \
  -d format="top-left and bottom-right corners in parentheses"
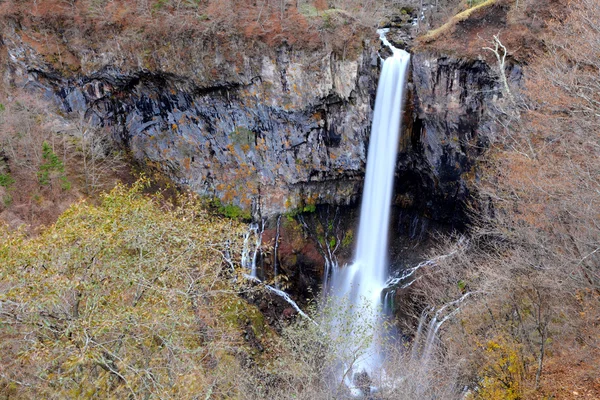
top-left (329, 30), bottom-right (410, 381)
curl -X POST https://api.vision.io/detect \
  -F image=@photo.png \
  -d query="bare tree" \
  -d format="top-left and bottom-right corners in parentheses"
top-left (68, 115), bottom-right (124, 195)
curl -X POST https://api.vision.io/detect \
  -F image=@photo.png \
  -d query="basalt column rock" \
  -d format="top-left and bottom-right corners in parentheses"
top-left (4, 29), bottom-right (380, 217)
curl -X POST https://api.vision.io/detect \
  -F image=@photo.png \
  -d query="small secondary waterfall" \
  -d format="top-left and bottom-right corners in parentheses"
top-left (241, 221), bottom-right (263, 278)
top-left (329, 30), bottom-right (410, 379)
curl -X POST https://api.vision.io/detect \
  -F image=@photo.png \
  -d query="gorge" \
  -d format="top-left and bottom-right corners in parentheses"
top-left (1, 1), bottom-right (504, 378)
top-left (3, 1), bottom-right (594, 398)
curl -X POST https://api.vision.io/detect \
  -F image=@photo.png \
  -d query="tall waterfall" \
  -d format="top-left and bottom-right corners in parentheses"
top-left (329, 30), bottom-right (410, 379)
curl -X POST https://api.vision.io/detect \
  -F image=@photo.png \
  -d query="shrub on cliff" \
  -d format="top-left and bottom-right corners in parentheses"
top-left (0, 92), bottom-right (128, 231)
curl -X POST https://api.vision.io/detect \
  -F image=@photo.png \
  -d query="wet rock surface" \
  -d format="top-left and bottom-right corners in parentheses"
top-left (394, 51), bottom-right (513, 228)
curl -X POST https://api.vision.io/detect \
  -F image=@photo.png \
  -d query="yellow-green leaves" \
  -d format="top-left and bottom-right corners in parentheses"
top-left (0, 180), bottom-right (250, 399)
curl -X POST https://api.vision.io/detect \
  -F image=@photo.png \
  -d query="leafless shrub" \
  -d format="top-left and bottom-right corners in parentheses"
top-left (67, 115), bottom-right (125, 195)
top-left (402, 2), bottom-right (600, 396)
top-left (0, 91), bottom-right (127, 229)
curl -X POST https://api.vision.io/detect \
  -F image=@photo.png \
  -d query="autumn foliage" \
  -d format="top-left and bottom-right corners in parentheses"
top-left (0, 0), bottom-right (382, 78)
top-left (0, 180), bottom-right (258, 398)
top-left (406, 1), bottom-right (600, 398)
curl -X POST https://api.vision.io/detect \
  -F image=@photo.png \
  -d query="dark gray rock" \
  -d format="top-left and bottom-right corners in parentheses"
top-left (3, 25), bottom-right (512, 226)
top-left (4, 29), bottom-right (381, 216)
top-left (394, 51), bottom-right (509, 227)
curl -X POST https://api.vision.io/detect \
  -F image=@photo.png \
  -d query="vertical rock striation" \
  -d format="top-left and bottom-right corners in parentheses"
top-left (3, 28), bottom-right (380, 216)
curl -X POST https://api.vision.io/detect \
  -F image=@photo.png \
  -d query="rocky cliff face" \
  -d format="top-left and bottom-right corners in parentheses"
top-left (1, 20), bottom-right (517, 304)
top-left (393, 50), bottom-right (516, 228)
top-left (3, 22), bottom-right (512, 225)
top-left (4, 26), bottom-right (379, 217)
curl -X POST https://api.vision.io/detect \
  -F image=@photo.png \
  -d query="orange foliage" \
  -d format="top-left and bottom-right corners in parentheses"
top-left (0, 0), bottom-right (355, 75)
top-left (314, 0), bottom-right (328, 11)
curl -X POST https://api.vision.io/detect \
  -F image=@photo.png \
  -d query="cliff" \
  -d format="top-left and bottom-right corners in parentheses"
top-left (3, 23), bottom-right (380, 217)
top-left (1, 1), bottom-right (518, 225)
top-left (395, 51), bottom-right (517, 226)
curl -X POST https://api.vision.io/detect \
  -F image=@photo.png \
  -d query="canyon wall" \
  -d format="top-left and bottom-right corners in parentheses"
top-left (3, 26), bottom-right (379, 217)
top-left (2, 24), bottom-right (512, 225)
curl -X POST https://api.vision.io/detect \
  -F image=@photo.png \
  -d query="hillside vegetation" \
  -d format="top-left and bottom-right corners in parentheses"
top-left (408, 0), bottom-right (600, 398)
top-left (0, 89), bottom-right (131, 233)
top-left (0, 180), bottom-right (255, 398)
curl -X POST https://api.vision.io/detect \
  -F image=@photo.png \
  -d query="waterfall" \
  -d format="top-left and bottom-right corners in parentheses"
top-left (241, 221), bottom-right (264, 278)
top-left (328, 30), bottom-right (410, 381)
